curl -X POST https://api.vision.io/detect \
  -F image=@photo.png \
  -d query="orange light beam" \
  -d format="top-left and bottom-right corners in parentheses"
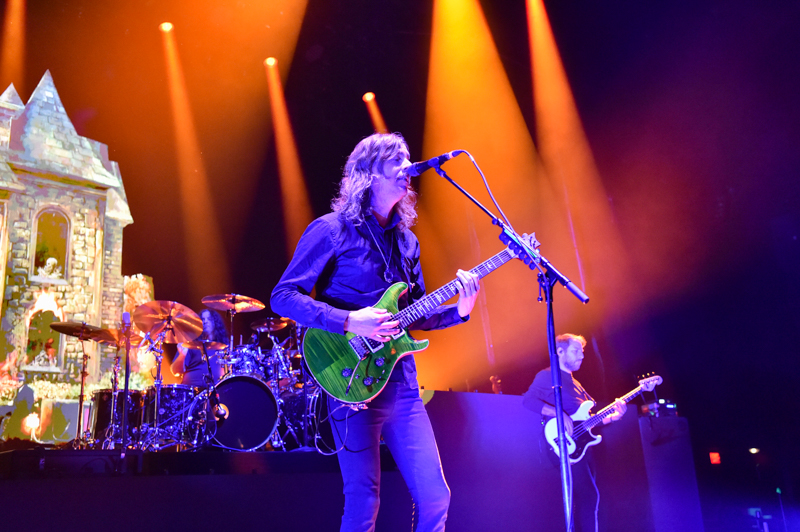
top-left (362, 92), bottom-right (388, 134)
top-left (419, 0), bottom-right (548, 391)
top-left (264, 57), bottom-right (313, 255)
top-left (161, 24), bottom-right (231, 302)
top-left (527, 0), bottom-right (631, 311)
top-left (0, 0), bottom-right (26, 93)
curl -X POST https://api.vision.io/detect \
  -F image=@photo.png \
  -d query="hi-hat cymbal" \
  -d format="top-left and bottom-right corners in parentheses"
top-left (201, 294), bottom-right (265, 313)
top-left (251, 316), bottom-right (292, 333)
top-left (50, 321), bottom-right (105, 341)
top-left (94, 329), bottom-right (144, 348)
top-left (132, 300), bottom-right (202, 344)
top-left (181, 340), bottom-right (227, 351)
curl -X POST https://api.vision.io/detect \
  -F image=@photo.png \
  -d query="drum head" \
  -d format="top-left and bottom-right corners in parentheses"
top-left (213, 375), bottom-right (278, 451)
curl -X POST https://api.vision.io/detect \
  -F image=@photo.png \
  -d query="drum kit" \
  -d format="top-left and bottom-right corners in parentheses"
top-left (49, 293), bottom-right (321, 452)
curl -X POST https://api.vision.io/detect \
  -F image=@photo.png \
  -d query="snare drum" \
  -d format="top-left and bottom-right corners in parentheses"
top-left (211, 375), bottom-right (278, 451)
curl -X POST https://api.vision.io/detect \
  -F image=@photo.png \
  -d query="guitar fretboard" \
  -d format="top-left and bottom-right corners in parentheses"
top-left (580, 387), bottom-right (644, 432)
top-left (394, 247), bottom-right (516, 329)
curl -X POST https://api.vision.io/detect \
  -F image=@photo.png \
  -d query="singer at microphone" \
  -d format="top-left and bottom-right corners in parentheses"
top-left (270, 132), bottom-right (481, 530)
top-left (404, 150), bottom-right (464, 177)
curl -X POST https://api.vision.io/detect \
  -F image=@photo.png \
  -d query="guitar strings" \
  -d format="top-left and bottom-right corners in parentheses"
top-left (570, 388), bottom-right (643, 439)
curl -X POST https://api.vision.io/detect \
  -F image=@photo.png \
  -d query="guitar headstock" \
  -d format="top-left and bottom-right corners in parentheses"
top-left (638, 374), bottom-right (663, 392)
top-left (521, 232), bottom-right (541, 251)
top-left (502, 230), bottom-right (541, 261)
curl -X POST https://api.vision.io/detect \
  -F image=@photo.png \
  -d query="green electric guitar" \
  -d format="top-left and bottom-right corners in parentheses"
top-left (302, 236), bottom-right (537, 404)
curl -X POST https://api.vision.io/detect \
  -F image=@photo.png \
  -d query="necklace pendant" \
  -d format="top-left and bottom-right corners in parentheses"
top-left (384, 270), bottom-right (394, 283)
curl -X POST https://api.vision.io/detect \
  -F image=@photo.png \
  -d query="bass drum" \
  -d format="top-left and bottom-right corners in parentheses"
top-left (212, 375), bottom-right (278, 451)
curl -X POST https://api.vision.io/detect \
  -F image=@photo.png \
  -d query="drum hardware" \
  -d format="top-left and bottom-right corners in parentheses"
top-left (93, 328), bottom-right (145, 449)
top-left (201, 293), bottom-right (265, 355)
top-left (133, 301), bottom-right (202, 451)
top-left (181, 340), bottom-right (227, 351)
top-left (251, 316), bottom-right (291, 333)
top-left (202, 293), bottom-right (266, 314)
top-left (90, 388), bottom-right (145, 448)
top-left (200, 339), bottom-right (227, 448)
top-left (53, 302), bottom-right (326, 454)
top-left (49, 321), bottom-right (106, 449)
top-left (263, 325), bottom-right (319, 451)
top-left (132, 300), bottom-right (203, 344)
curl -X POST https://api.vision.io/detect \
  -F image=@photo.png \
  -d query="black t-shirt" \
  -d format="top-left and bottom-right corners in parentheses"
top-left (181, 347), bottom-right (225, 386)
top-left (522, 368), bottom-right (594, 419)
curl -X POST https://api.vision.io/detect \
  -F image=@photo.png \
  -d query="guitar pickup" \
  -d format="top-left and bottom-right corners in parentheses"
top-left (363, 331), bottom-right (406, 353)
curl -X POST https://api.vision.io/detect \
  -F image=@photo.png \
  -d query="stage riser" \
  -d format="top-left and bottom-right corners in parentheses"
top-left (1, 391), bottom-right (706, 531)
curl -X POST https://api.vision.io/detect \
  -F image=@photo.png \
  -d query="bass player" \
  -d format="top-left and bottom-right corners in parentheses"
top-left (522, 333), bottom-right (627, 532)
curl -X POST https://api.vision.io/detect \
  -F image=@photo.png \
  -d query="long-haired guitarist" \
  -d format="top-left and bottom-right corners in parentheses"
top-left (522, 333), bottom-right (627, 532)
top-left (271, 132), bottom-right (480, 532)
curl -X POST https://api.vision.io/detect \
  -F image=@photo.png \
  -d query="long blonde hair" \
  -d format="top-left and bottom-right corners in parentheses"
top-left (332, 132), bottom-right (418, 230)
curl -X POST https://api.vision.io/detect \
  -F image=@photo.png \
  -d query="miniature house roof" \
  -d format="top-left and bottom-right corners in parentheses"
top-left (0, 71), bottom-right (132, 225)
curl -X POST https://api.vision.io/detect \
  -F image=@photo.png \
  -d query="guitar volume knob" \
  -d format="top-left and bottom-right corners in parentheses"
top-left (362, 376), bottom-right (374, 386)
top-left (375, 357), bottom-right (385, 367)
top-left (341, 368), bottom-right (353, 378)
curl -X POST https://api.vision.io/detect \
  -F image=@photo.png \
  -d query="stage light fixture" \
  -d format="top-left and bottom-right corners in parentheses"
top-left (749, 448), bottom-right (760, 454)
top-left (709, 452), bottom-right (721, 464)
top-left (160, 22), bottom-right (173, 33)
top-left (362, 92), bottom-right (375, 102)
top-left (264, 58), bottom-right (313, 255)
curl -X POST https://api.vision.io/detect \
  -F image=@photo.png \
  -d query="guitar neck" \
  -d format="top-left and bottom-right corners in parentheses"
top-left (395, 247), bottom-right (516, 329)
top-left (582, 386), bottom-right (644, 430)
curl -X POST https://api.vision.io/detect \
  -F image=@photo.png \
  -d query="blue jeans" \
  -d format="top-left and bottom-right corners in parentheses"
top-left (328, 381), bottom-right (450, 532)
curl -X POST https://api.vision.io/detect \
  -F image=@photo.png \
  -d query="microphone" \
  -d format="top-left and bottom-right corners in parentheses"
top-left (405, 150), bottom-right (464, 177)
top-left (122, 312), bottom-right (131, 338)
top-left (214, 403), bottom-right (229, 420)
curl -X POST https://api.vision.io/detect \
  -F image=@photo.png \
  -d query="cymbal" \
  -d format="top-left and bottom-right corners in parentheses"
top-left (181, 340), bottom-right (227, 351)
top-left (132, 300), bottom-right (202, 344)
top-left (251, 316), bottom-right (292, 333)
top-left (94, 329), bottom-right (144, 348)
top-left (202, 293), bottom-right (265, 313)
top-left (50, 321), bottom-right (105, 341)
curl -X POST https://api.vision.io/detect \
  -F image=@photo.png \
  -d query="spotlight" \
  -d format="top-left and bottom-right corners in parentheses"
top-left (362, 92), bottom-right (375, 102)
top-left (265, 57), bottom-right (277, 67)
top-left (749, 448), bottom-right (760, 454)
top-left (160, 22), bottom-right (173, 32)
top-left (709, 452), bottom-right (721, 465)
top-left (24, 413), bottom-right (39, 432)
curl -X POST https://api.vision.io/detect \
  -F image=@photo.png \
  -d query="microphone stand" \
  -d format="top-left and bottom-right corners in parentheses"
top-left (119, 315), bottom-right (133, 474)
top-left (433, 165), bottom-right (589, 532)
top-left (201, 342), bottom-right (225, 446)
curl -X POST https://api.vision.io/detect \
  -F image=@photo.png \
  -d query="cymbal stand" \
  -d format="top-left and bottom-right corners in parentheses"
top-left (119, 313), bottom-right (135, 473)
top-left (295, 325), bottom-right (312, 449)
top-left (103, 347), bottom-right (123, 449)
top-left (197, 342), bottom-right (222, 448)
top-left (226, 309), bottom-right (238, 355)
top-left (266, 333), bottom-right (287, 451)
top-left (73, 338), bottom-right (91, 449)
top-left (142, 329), bottom-right (167, 450)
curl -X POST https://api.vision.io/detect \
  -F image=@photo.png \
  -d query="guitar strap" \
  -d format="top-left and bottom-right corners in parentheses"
top-left (395, 230), bottom-right (417, 302)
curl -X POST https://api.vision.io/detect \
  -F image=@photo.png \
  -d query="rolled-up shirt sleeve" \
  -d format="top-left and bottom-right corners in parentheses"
top-left (270, 218), bottom-right (350, 335)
